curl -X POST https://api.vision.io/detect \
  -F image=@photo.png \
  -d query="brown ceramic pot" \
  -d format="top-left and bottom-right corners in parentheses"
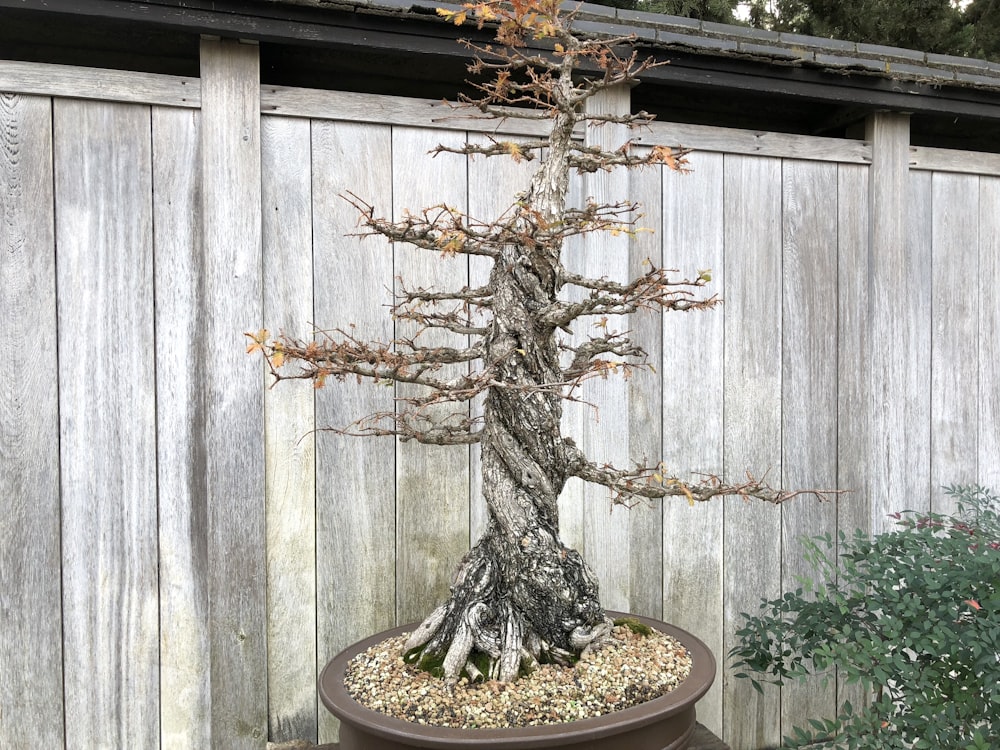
top-left (318, 611), bottom-right (715, 750)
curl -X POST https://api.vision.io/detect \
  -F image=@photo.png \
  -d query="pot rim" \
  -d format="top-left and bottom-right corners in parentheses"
top-left (319, 611), bottom-right (716, 748)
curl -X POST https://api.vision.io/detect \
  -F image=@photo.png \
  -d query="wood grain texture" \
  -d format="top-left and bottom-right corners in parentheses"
top-left (54, 98), bottom-right (159, 749)
top-left (199, 38), bottom-right (267, 749)
top-left (835, 163), bottom-right (872, 719)
top-left (910, 145), bottom-right (1000, 177)
top-left (641, 122), bottom-right (871, 165)
top-left (979, 177), bottom-right (1000, 491)
top-left (465, 134), bottom-right (534, 543)
top-left (867, 113), bottom-right (930, 531)
top-left (262, 115), bottom-right (318, 743)
top-left (929, 172), bottom-right (980, 514)
top-left (0, 58), bottom-right (199, 108)
top-left (626, 162), bottom-right (663, 621)
top-left (392, 126), bottom-right (471, 625)
top-left (152, 105), bottom-right (212, 750)
top-left (261, 86), bottom-right (554, 138)
top-left (311, 119), bottom-right (396, 745)
top-left (659, 150), bottom-right (725, 737)
top-left (721, 154), bottom-right (783, 750)
top-left (580, 85), bottom-right (632, 613)
top-left (779, 159), bottom-right (839, 737)
top-left (0, 93), bottom-right (63, 749)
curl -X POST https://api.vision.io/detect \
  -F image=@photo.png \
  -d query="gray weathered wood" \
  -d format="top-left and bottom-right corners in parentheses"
top-left (721, 154), bottom-right (783, 750)
top-left (0, 93), bottom-right (63, 750)
top-left (200, 38), bottom-right (267, 749)
top-left (54, 98), bottom-right (159, 749)
top-left (580, 85), bottom-right (633, 613)
top-left (642, 122), bottom-right (871, 164)
top-left (626, 160), bottom-right (664, 621)
top-left (659, 150), bottom-right (725, 738)
top-left (867, 113), bottom-right (930, 531)
top-left (261, 86), bottom-right (555, 138)
top-left (979, 177), bottom-right (1000, 491)
top-left (0, 58), bottom-right (198, 108)
top-left (779, 159), bottom-right (839, 737)
top-left (311, 118), bottom-right (396, 745)
top-left (392, 126), bottom-right (471, 625)
top-left (835, 162), bottom-right (872, 718)
top-left (910, 145), bottom-right (1000, 177)
top-left (262, 114), bottom-right (318, 743)
top-left (930, 172), bottom-right (980, 514)
top-left (152, 105), bottom-right (213, 750)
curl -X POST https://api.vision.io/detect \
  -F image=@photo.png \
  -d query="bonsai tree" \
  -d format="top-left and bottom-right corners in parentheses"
top-left (249, 0), bottom-right (828, 683)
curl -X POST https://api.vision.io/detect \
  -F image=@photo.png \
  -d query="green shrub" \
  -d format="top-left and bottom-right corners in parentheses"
top-left (730, 485), bottom-right (1000, 749)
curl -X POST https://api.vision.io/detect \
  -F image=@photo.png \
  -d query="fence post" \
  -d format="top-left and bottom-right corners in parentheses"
top-left (865, 112), bottom-right (930, 531)
top-left (199, 36), bottom-right (267, 750)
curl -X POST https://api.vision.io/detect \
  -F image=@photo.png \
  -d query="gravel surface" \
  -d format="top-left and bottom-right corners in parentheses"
top-left (343, 623), bottom-right (693, 729)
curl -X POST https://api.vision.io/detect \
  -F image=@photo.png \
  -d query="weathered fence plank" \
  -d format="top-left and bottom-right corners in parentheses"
top-left (721, 154), bottom-right (783, 750)
top-left (627, 162), bottom-right (664, 621)
top-left (930, 172), bottom-right (980, 514)
top-left (835, 162), bottom-right (872, 717)
top-left (262, 114), bottom-right (318, 743)
top-left (392, 126), bottom-right (472, 625)
top-left (779, 159), bottom-right (839, 737)
top-left (152, 105), bottom-right (212, 750)
top-left (910, 145), bottom-right (1000, 177)
top-left (642, 121), bottom-right (871, 165)
top-left (0, 93), bottom-right (63, 750)
top-left (54, 98), bottom-right (159, 749)
top-left (580, 85), bottom-right (634, 613)
top-left (311, 118), bottom-right (396, 744)
top-left (868, 113), bottom-right (931, 529)
top-left (980, 177), bottom-right (1000, 491)
top-left (0, 59), bottom-right (199, 108)
top-left (262, 86), bottom-right (554, 138)
top-left (199, 38), bottom-right (267, 749)
top-left (660, 150), bottom-right (725, 738)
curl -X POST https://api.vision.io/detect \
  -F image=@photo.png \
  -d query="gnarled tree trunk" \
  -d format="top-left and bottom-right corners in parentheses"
top-left (402, 106), bottom-right (614, 682)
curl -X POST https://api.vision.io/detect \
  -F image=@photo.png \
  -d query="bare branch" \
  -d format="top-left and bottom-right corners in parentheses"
top-left (562, 441), bottom-right (847, 507)
top-left (247, 328), bottom-right (485, 392)
top-left (542, 267), bottom-right (720, 330)
top-left (329, 411), bottom-right (484, 445)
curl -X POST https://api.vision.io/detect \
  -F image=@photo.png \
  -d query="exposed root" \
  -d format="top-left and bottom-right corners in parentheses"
top-left (404, 526), bottom-right (613, 684)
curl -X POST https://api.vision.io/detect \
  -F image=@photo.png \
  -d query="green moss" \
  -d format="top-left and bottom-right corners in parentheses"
top-left (614, 616), bottom-right (653, 636)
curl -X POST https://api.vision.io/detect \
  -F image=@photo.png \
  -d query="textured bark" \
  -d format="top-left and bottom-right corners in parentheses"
top-left (402, 97), bottom-right (615, 681)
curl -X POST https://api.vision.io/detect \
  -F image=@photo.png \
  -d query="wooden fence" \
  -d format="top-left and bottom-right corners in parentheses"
top-left (2, 38), bottom-right (998, 750)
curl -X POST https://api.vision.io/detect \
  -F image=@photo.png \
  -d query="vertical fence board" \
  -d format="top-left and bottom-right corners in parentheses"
top-left (0, 93), bottom-right (63, 749)
top-left (262, 115), bottom-right (318, 743)
top-left (904, 168), bottom-right (933, 514)
top-left (660, 150), bottom-right (725, 736)
top-left (153, 105), bottom-right (212, 750)
top-left (558, 171), bottom-right (589, 553)
top-left (392, 126), bottom-right (471, 624)
top-left (780, 159), bottom-right (839, 736)
top-left (627, 163), bottom-right (663, 621)
top-left (835, 162), bottom-right (871, 716)
top-left (55, 99), bottom-right (159, 749)
top-left (867, 114), bottom-right (930, 529)
top-left (200, 38), bottom-right (267, 749)
top-left (980, 177), bottom-right (1000, 491)
top-left (578, 86), bottom-right (633, 612)
top-left (722, 154), bottom-right (783, 750)
top-left (312, 119), bottom-right (396, 744)
top-left (930, 173), bottom-right (980, 513)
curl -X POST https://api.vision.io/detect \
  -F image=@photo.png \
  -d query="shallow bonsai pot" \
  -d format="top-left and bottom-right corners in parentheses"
top-left (319, 611), bottom-right (715, 750)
